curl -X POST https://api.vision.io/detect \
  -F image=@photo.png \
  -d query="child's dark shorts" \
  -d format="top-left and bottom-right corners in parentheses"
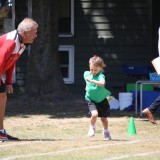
top-left (0, 80), bottom-right (6, 93)
top-left (86, 98), bottom-right (110, 117)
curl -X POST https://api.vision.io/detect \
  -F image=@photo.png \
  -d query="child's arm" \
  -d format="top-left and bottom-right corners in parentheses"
top-left (86, 78), bottom-right (105, 86)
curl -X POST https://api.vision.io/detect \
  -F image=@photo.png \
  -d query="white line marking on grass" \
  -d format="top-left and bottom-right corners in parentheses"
top-left (106, 151), bottom-right (160, 160)
top-left (0, 140), bottom-right (145, 160)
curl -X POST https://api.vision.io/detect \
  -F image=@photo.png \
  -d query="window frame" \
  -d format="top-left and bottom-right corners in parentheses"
top-left (58, 45), bottom-right (74, 84)
top-left (1, 0), bottom-right (16, 83)
top-left (12, 0), bottom-right (16, 82)
top-left (58, 0), bottom-right (74, 37)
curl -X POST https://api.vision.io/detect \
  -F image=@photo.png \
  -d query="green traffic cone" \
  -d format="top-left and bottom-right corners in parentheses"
top-left (128, 117), bottom-right (137, 135)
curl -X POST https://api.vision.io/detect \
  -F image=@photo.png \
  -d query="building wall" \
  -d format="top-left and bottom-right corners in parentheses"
top-left (15, 0), bottom-right (152, 97)
top-left (59, 0), bottom-right (152, 96)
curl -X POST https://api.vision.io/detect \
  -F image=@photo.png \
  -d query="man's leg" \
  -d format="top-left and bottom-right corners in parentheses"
top-left (142, 96), bottom-right (160, 124)
top-left (0, 83), bottom-right (19, 141)
top-left (0, 93), bottom-right (8, 141)
top-left (0, 80), bottom-right (7, 130)
top-left (148, 96), bottom-right (160, 113)
top-left (0, 93), bottom-right (7, 130)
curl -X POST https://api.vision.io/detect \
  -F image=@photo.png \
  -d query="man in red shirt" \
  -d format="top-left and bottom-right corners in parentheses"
top-left (0, 18), bottom-right (38, 141)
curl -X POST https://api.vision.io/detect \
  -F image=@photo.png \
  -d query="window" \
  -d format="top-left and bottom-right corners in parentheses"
top-left (58, 0), bottom-right (74, 37)
top-left (59, 45), bottom-right (74, 84)
top-left (0, 0), bottom-right (15, 83)
top-left (0, 0), bottom-right (14, 34)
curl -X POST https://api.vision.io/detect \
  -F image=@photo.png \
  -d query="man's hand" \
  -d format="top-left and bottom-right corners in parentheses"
top-left (6, 84), bottom-right (13, 94)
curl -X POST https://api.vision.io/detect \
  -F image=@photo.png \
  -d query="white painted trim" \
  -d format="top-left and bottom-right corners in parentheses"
top-left (59, 45), bottom-right (74, 84)
top-left (28, 0), bottom-right (32, 17)
top-left (58, 0), bottom-right (74, 37)
top-left (12, 0), bottom-right (16, 83)
top-left (12, 0), bottom-right (15, 29)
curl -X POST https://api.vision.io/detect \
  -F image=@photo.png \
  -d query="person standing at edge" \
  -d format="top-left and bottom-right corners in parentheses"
top-left (0, 18), bottom-right (38, 141)
top-left (142, 27), bottom-right (160, 125)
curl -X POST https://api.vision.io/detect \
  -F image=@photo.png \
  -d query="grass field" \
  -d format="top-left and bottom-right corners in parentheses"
top-left (0, 102), bottom-right (160, 160)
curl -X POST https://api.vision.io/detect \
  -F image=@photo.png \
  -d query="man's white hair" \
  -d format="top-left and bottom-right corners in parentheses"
top-left (17, 17), bottom-right (38, 34)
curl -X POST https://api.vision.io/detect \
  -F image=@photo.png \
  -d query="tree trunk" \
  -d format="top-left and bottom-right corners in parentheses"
top-left (26, 0), bottom-right (68, 99)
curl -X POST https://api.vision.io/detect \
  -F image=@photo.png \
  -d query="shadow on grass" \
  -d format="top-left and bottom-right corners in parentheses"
top-left (6, 102), bottom-right (90, 119)
top-left (18, 138), bottom-right (63, 141)
top-left (139, 119), bottom-right (160, 125)
top-left (6, 95), bottom-right (156, 119)
top-left (6, 95), bottom-right (89, 118)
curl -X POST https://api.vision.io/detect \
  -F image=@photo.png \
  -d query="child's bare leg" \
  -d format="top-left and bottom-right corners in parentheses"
top-left (90, 110), bottom-right (98, 125)
top-left (101, 117), bottom-right (108, 129)
top-left (101, 117), bottom-right (111, 140)
top-left (88, 110), bottom-right (98, 137)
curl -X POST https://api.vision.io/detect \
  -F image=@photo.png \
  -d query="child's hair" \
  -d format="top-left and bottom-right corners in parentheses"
top-left (89, 55), bottom-right (106, 69)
